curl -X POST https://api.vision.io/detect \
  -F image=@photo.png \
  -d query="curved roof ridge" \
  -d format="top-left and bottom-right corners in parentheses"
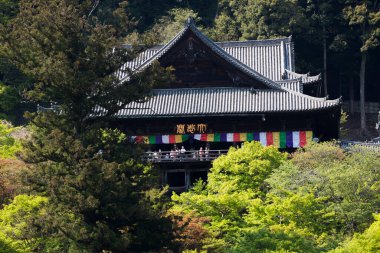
top-left (279, 85), bottom-right (339, 103)
top-left (186, 23), bottom-right (285, 91)
top-left (153, 87), bottom-right (244, 92)
top-left (119, 26), bottom-right (188, 82)
top-left (276, 78), bottom-right (303, 83)
top-left (284, 69), bottom-right (321, 85)
top-left (285, 69), bottom-right (308, 78)
top-left (121, 20), bottom-right (286, 91)
top-left (151, 86), bottom-right (340, 105)
top-left (215, 37), bottom-right (292, 47)
top-left (285, 69), bottom-right (321, 79)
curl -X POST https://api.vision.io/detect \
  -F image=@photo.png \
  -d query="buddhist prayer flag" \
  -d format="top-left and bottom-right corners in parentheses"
top-left (162, 135), bottom-right (169, 144)
top-left (207, 134), bottom-right (214, 142)
top-left (280, 132), bottom-right (286, 148)
top-left (220, 133), bottom-right (227, 142)
top-left (253, 132), bottom-right (260, 142)
top-left (266, 132), bottom-right (273, 146)
top-left (214, 133), bottom-right (221, 142)
top-left (130, 131), bottom-right (314, 148)
top-left (247, 133), bottom-right (254, 141)
top-left (300, 131), bottom-right (306, 147)
top-left (227, 133), bottom-right (234, 142)
top-left (306, 131), bottom-right (313, 142)
top-left (286, 132), bottom-right (293, 148)
top-left (259, 132), bottom-right (267, 146)
top-left (293, 131), bottom-right (300, 148)
top-left (272, 132), bottom-right (280, 147)
top-left (240, 133), bottom-right (247, 142)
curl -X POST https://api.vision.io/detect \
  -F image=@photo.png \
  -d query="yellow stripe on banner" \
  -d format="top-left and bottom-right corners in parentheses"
top-left (207, 134), bottom-right (214, 142)
top-left (143, 136), bottom-right (149, 144)
top-left (272, 132), bottom-right (280, 148)
top-left (175, 135), bottom-right (182, 143)
top-left (240, 133), bottom-right (247, 142)
top-left (306, 131), bottom-right (313, 144)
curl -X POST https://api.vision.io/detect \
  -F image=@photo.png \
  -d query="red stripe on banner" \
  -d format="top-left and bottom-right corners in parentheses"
top-left (169, 135), bottom-right (176, 144)
top-left (200, 134), bottom-right (207, 141)
top-left (233, 133), bottom-right (240, 142)
top-left (135, 136), bottom-right (143, 143)
top-left (300, 131), bottom-right (307, 147)
top-left (266, 132), bottom-right (273, 146)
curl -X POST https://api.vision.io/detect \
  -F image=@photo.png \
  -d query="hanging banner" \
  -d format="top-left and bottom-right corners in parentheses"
top-left (130, 131), bottom-right (314, 148)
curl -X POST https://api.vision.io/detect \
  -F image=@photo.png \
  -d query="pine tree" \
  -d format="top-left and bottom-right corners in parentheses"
top-left (0, 0), bottom-right (175, 251)
top-left (343, 0), bottom-right (380, 135)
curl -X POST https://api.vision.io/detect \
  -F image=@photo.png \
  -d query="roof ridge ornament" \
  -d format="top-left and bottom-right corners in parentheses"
top-left (185, 17), bottom-right (194, 26)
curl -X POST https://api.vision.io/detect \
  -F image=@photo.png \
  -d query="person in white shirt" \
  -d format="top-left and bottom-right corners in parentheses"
top-left (180, 146), bottom-right (186, 160)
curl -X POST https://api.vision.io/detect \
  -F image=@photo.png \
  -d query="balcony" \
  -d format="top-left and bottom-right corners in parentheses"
top-left (142, 150), bottom-right (229, 163)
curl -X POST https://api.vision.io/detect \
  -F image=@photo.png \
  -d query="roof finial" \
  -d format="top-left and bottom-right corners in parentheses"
top-left (186, 17), bottom-right (194, 27)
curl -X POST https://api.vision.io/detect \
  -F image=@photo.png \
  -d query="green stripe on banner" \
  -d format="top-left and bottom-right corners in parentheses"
top-left (214, 133), bottom-right (221, 142)
top-left (247, 133), bottom-right (254, 141)
top-left (149, 136), bottom-right (156, 144)
top-left (280, 132), bottom-right (286, 148)
top-left (182, 135), bottom-right (189, 142)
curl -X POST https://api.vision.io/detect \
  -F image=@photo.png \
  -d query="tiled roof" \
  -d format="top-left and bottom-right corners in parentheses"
top-left (119, 19), bottom-right (283, 91)
top-left (118, 37), bottom-right (294, 82)
top-left (284, 70), bottom-right (321, 84)
top-left (116, 20), bottom-right (320, 87)
top-left (217, 38), bottom-right (294, 81)
top-left (277, 79), bottom-right (303, 93)
top-left (94, 87), bottom-right (340, 118)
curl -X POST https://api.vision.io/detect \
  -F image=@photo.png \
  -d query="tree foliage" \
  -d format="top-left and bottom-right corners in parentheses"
top-left (0, 194), bottom-right (48, 253)
top-left (0, 0), bottom-right (175, 251)
top-left (172, 142), bottom-right (380, 252)
top-left (268, 142), bottom-right (380, 234)
top-left (0, 121), bottom-right (22, 159)
top-left (330, 214), bottom-right (380, 253)
top-left (171, 142), bottom-right (290, 252)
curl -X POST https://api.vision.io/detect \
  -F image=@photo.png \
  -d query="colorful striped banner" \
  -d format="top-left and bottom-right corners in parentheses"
top-left (273, 132), bottom-right (280, 147)
top-left (130, 131), bottom-right (313, 148)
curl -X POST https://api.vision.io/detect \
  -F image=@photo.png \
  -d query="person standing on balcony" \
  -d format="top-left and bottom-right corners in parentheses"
top-left (377, 111), bottom-right (380, 139)
top-left (158, 149), bottom-right (162, 161)
top-left (180, 146), bottom-right (186, 160)
top-left (199, 147), bottom-right (205, 161)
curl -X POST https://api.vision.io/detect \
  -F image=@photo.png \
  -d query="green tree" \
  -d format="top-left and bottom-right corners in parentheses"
top-left (148, 8), bottom-right (200, 43)
top-left (1, 0), bottom-right (175, 251)
top-left (267, 142), bottom-right (380, 234)
top-left (0, 0), bottom-right (30, 121)
top-left (0, 194), bottom-right (84, 252)
top-left (305, 0), bottom-right (345, 96)
top-left (0, 194), bottom-right (48, 253)
top-left (0, 121), bottom-right (21, 159)
top-left (172, 142), bottom-right (380, 252)
top-left (212, 0), bottom-right (308, 41)
top-left (343, 1), bottom-right (380, 134)
top-left (0, 0), bottom-right (18, 24)
top-left (171, 142), bottom-right (289, 252)
top-left (330, 214), bottom-right (380, 253)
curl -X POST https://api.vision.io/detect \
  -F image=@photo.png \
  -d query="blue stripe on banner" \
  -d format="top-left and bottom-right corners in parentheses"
top-left (253, 132), bottom-right (260, 141)
top-left (220, 133), bottom-right (227, 142)
top-left (286, 131), bottom-right (293, 148)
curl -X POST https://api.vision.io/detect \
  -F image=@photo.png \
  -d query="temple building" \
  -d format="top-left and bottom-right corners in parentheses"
top-left (106, 19), bottom-right (341, 191)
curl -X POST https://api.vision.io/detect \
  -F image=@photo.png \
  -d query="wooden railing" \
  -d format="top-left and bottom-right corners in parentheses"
top-left (142, 150), bottom-right (229, 163)
top-left (340, 140), bottom-right (380, 152)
